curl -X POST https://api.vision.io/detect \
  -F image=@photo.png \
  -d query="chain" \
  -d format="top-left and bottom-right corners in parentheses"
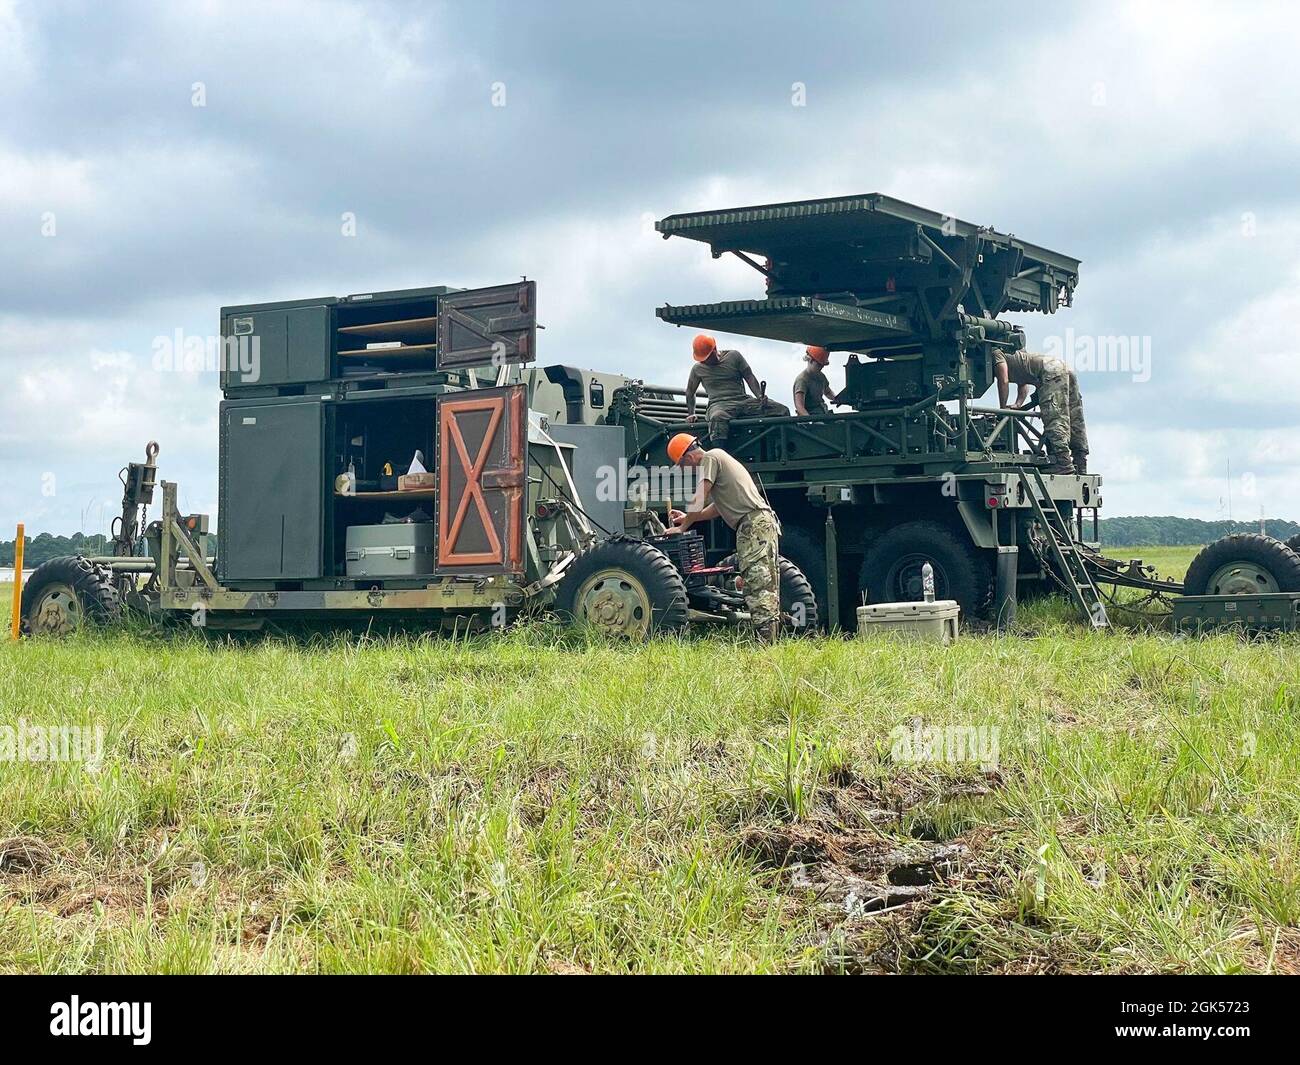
top-left (1025, 521), bottom-right (1173, 621)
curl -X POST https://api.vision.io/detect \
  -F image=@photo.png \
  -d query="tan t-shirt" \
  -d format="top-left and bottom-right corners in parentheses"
top-left (793, 366), bottom-right (832, 412)
top-left (687, 349), bottom-right (751, 406)
top-left (994, 350), bottom-right (1047, 386)
top-left (696, 449), bottom-right (769, 528)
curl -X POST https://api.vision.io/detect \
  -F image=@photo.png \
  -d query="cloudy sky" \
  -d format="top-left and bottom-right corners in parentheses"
top-left (2, 0), bottom-right (1298, 537)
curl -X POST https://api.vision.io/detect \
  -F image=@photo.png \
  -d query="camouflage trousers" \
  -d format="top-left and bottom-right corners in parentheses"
top-left (736, 508), bottom-right (781, 631)
top-left (1038, 362), bottom-right (1089, 472)
top-left (706, 396), bottom-right (790, 442)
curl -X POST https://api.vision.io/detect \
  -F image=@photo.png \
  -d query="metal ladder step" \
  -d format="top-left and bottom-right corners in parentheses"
top-left (1017, 467), bottom-right (1108, 628)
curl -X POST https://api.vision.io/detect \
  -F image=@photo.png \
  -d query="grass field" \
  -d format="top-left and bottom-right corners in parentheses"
top-left (3, 545), bottom-right (1299, 974)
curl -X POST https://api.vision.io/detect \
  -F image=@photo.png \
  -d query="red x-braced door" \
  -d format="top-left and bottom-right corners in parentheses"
top-left (435, 385), bottom-right (526, 574)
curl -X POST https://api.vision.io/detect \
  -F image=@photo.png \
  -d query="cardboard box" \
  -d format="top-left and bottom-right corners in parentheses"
top-left (398, 472), bottom-right (436, 491)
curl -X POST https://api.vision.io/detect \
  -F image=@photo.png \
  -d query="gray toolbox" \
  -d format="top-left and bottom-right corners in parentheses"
top-left (345, 523), bottom-right (434, 578)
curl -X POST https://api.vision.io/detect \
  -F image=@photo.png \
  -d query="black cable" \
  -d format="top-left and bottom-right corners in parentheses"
top-left (527, 452), bottom-right (616, 539)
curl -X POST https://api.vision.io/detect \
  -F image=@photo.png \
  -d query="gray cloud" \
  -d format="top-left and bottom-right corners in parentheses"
top-left (3, 0), bottom-right (1299, 535)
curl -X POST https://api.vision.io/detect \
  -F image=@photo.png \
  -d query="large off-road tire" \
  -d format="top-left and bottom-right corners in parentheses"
top-left (720, 552), bottom-right (820, 633)
top-left (859, 520), bottom-right (994, 620)
top-left (1285, 533), bottom-right (1300, 554)
top-left (717, 548), bottom-right (816, 631)
top-left (776, 525), bottom-right (829, 629)
top-left (21, 556), bottom-right (123, 636)
top-left (554, 539), bottom-right (689, 638)
top-left (777, 557), bottom-right (819, 633)
top-left (1182, 534), bottom-right (1300, 597)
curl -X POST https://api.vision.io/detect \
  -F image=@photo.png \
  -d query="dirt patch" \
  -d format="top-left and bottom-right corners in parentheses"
top-left (0, 836), bottom-right (156, 920)
top-left (743, 822), bottom-right (966, 914)
top-left (816, 765), bottom-right (1004, 831)
top-left (0, 833), bottom-right (215, 923)
top-left (0, 836), bottom-right (54, 875)
top-left (54, 883), bottom-right (151, 918)
top-left (1243, 926), bottom-right (1300, 975)
top-left (544, 955), bottom-right (590, 975)
top-left (518, 764), bottom-right (572, 826)
top-left (737, 767), bottom-right (1008, 972)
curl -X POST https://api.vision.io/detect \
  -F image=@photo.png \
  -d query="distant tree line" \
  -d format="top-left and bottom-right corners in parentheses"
top-left (1099, 516), bottom-right (1300, 546)
top-left (0, 532), bottom-right (109, 568)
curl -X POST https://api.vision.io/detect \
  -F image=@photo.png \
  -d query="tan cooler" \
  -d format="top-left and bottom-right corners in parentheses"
top-left (856, 599), bottom-right (960, 643)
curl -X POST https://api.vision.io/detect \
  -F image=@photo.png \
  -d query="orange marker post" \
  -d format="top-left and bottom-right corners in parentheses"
top-left (10, 523), bottom-right (24, 640)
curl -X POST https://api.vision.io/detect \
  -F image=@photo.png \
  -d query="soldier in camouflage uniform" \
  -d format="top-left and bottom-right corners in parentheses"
top-left (1063, 370), bottom-right (1088, 474)
top-left (993, 350), bottom-right (1090, 474)
top-left (685, 334), bottom-right (789, 443)
top-left (665, 433), bottom-right (781, 640)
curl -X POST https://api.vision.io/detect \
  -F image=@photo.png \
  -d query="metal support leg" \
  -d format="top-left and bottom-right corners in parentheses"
top-left (824, 509), bottom-right (840, 632)
top-left (995, 546), bottom-right (1018, 630)
top-left (160, 481), bottom-right (175, 592)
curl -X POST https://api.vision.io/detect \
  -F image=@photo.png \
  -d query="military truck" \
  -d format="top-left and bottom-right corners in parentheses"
top-left (602, 193), bottom-right (1109, 628)
top-left (602, 193), bottom-right (1300, 631)
top-left (20, 193), bottom-right (1300, 638)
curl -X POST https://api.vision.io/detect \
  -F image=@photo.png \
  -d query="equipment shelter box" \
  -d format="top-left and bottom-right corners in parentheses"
top-left (219, 282), bottom-right (536, 394)
top-left (216, 282), bottom-right (536, 588)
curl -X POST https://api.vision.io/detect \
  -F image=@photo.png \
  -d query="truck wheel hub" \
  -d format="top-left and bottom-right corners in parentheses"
top-left (1205, 561), bottom-right (1279, 596)
top-left (31, 584), bottom-right (82, 635)
top-left (574, 569), bottom-right (650, 637)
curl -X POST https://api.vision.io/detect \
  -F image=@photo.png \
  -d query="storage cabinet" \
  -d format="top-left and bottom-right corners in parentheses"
top-left (215, 282), bottom-right (537, 587)
top-left (220, 302), bottom-right (333, 392)
top-left (218, 399), bottom-right (325, 581)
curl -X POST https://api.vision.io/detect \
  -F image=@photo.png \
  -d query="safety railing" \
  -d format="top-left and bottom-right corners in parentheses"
top-left (614, 388), bottom-right (1053, 472)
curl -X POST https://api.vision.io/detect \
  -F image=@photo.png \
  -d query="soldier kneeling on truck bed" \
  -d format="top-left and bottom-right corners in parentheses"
top-left (994, 349), bottom-right (1090, 474)
top-left (664, 432), bottom-right (781, 642)
top-left (685, 334), bottom-right (789, 443)
top-left (793, 345), bottom-right (848, 415)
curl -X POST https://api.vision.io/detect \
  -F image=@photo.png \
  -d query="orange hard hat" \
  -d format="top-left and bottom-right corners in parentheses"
top-left (805, 345), bottom-right (830, 366)
top-left (667, 432), bottom-right (699, 465)
top-left (691, 334), bottom-right (717, 362)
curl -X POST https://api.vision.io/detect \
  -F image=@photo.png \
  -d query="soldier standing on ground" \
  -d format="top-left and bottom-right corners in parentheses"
top-left (664, 432), bottom-right (781, 641)
top-left (685, 334), bottom-right (789, 443)
top-left (993, 349), bottom-right (1090, 474)
top-left (792, 345), bottom-right (847, 415)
